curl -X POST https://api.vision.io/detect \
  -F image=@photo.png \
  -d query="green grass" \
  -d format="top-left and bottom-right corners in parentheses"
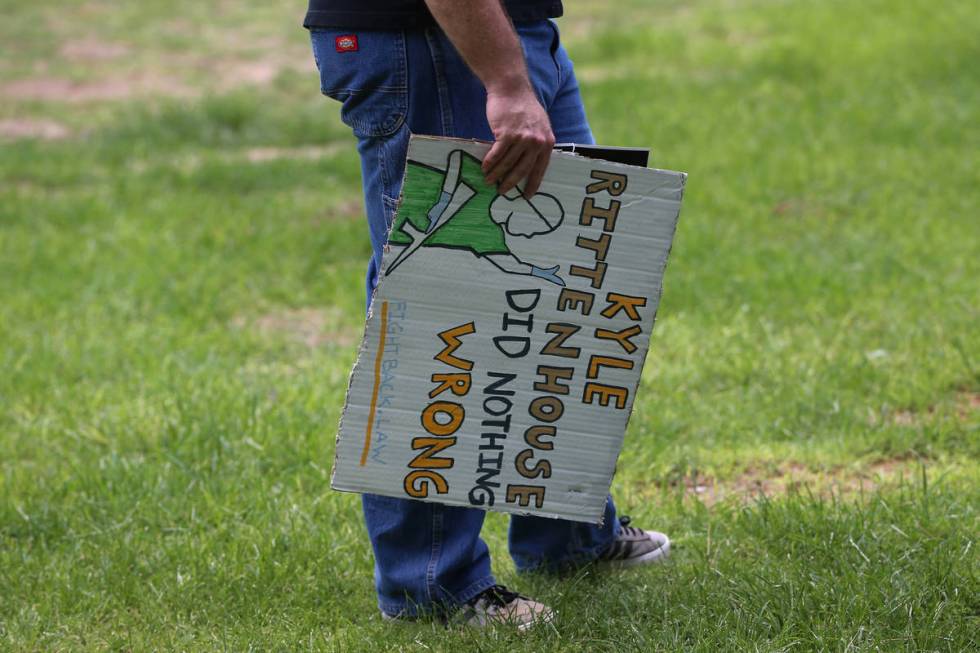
top-left (1, 0), bottom-right (978, 650)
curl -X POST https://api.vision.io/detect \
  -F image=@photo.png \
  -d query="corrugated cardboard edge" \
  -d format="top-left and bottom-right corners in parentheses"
top-left (331, 138), bottom-right (490, 491)
top-left (611, 171), bottom-right (687, 502)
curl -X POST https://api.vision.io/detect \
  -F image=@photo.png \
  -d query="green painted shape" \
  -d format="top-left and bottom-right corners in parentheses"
top-left (389, 151), bottom-right (509, 256)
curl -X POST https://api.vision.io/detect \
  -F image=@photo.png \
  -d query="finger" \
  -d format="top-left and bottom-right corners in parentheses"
top-left (522, 148), bottom-right (551, 198)
top-left (482, 137), bottom-right (515, 178)
top-left (485, 140), bottom-right (528, 185)
top-left (498, 148), bottom-right (538, 196)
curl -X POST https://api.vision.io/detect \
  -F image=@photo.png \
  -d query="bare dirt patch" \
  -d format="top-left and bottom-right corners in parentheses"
top-left (0, 118), bottom-right (70, 140)
top-left (2, 74), bottom-right (192, 103)
top-left (60, 39), bottom-right (130, 61)
top-left (234, 307), bottom-right (357, 349)
top-left (957, 391), bottom-right (979, 420)
top-left (656, 458), bottom-right (927, 507)
top-left (331, 199), bottom-right (364, 218)
top-left (307, 198), bottom-right (365, 228)
top-left (217, 55), bottom-right (314, 90)
top-left (244, 144), bottom-right (346, 163)
top-left (7, 33), bottom-right (310, 105)
top-left (888, 408), bottom-right (921, 426)
top-left (2, 56), bottom-right (310, 104)
top-left (130, 143), bottom-right (348, 176)
top-left (867, 389), bottom-right (979, 428)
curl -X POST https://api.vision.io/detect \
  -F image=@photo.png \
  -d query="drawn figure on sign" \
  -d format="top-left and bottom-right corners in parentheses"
top-left (385, 149), bottom-right (566, 286)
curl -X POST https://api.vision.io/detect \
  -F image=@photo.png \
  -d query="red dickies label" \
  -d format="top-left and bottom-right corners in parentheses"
top-left (335, 34), bottom-right (358, 53)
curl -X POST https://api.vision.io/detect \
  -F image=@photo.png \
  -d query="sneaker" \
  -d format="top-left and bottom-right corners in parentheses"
top-left (597, 516), bottom-right (671, 567)
top-left (381, 584), bottom-right (554, 631)
top-left (454, 584), bottom-right (554, 630)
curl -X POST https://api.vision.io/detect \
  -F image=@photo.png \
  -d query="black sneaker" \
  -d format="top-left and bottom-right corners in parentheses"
top-left (597, 516), bottom-right (671, 567)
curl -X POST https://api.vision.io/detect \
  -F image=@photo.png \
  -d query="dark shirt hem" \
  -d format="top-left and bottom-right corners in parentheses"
top-left (304, 10), bottom-right (430, 30)
top-left (303, 2), bottom-right (563, 30)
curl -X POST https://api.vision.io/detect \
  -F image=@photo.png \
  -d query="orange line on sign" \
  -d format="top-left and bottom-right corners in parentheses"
top-left (360, 300), bottom-right (389, 466)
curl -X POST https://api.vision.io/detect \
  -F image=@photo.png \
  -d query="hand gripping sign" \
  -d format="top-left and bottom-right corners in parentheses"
top-left (333, 135), bottom-right (686, 524)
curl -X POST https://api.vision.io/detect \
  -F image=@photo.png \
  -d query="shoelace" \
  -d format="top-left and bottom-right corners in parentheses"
top-left (618, 515), bottom-right (644, 538)
top-left (469, 584), bottom-right (523, 609)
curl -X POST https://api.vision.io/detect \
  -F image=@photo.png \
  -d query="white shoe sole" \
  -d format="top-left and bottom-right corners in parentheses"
top-left (601, 530), bottom-right (671, 568)
top-left (382, 606), bottom-right (556, 631)
top-left (516, 607), bottom-right (556, 632)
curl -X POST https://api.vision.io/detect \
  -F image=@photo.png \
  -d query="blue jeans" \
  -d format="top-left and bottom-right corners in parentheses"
top-left (311, 20), bottom-right (620, 617)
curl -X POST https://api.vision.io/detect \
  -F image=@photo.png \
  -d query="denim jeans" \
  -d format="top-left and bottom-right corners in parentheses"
top-left (311, 20), bottom-right (620, 617)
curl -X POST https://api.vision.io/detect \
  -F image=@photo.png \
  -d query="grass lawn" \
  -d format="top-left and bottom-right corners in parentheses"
top-left (1, 0), bottom-right (978, 650)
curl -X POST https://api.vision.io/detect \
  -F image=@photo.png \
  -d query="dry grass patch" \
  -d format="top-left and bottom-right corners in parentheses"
top-left (233, 306), bottom-right (358, 349)
top-left (128, 144), bottom-right (347, 176)
top-left (244, 143), bottom-right (346, 163)
top-left (867, 389), bottom-right (980, 428)
top-left (6, 12), bottom-right (313, 105)
top-left (957, 390), bottom-right (979, 420)
top-left (308, 198), bottom-right (365, 227)
top-left (0, 118), bottom-right (70, 140)
top-left (648, 458), bottom-right (933, 507)
top-left (1, 75), bottom-right (192, 103)
top-left (59, 38), bottom-right (131, 61)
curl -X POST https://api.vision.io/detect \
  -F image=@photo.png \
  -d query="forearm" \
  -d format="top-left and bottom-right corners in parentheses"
top-left (424, 0), bottom-right (554, 197)
top-left (423, 0), bottom-right (532, 95)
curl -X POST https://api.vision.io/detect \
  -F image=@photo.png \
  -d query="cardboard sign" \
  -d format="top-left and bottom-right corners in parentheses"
top-left (332, 135), bottom-right (686, 524)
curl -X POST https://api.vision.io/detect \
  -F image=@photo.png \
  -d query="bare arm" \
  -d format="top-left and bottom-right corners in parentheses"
top-left (423, 0), bottom-right (555, 197)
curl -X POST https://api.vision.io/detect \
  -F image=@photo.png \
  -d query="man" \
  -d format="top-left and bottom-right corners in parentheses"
top-left (306, 0), bottom-right (671, 629)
